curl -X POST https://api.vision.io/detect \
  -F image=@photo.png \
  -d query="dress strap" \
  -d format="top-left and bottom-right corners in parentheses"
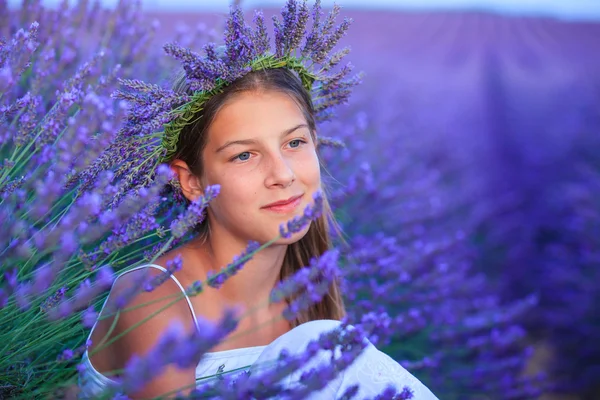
top-left (86, 264), bottom-right (201, 342)
top-left (141, 264), bottom-right (201, 333)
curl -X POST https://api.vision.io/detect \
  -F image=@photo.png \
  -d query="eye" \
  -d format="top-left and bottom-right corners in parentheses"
top-left (232, 152), bottom-right (251, 162)
top-left (288, 139), bottom-right (306, 148)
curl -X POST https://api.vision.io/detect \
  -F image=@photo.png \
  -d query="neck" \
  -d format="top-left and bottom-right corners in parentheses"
top-left (195, 228), bottom-right (288, 311)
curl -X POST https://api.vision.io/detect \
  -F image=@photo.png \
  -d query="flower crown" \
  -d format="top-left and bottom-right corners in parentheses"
top-left (81, 0), bottom-right (361, 206)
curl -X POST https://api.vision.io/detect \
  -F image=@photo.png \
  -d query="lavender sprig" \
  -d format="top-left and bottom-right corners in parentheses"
top-left (169, 185), bottom-right (220, 238)
top-left (205, 240), bottom-right (260, 289)
top-left (45, 266), bottom-right (115, 320)
top-left (279, 191), bottom-right (324, 238)
top-left (143, 255), bottom-right (183, 292)
top-left (113, 309), bottom-right (238, 395)
top-left (270, 249), bottom-right (341, 320)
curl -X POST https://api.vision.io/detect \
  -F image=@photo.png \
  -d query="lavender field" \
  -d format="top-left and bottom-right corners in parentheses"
top-left (2, 1), bottom-right (600, 399)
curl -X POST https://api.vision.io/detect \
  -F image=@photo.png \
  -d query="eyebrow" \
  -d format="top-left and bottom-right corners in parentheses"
top-left (215, 123), bottom-right (309, 154)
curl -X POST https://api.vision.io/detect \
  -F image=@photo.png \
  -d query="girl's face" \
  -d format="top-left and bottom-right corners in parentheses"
top-left (200, 90), bottom-right (321, 244)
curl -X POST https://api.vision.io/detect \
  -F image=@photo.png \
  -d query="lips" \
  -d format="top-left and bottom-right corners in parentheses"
top-left (261, 194), bottom-right (304, 213)
top-left (262, 194), bottom-right (304, 209)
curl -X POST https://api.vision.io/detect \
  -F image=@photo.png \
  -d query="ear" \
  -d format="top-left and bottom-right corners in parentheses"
top-left (170, 160), bottom-right (204, 202)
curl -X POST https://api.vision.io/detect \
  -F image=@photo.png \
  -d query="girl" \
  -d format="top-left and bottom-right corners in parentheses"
top-left (78, 2), bottom-right (439, 399)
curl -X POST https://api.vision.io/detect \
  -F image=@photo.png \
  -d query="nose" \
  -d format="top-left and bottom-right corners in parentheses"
top-left (264, 152), bottom-right (296, 189)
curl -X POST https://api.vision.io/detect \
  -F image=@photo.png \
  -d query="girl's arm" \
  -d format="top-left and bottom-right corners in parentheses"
top-left (94, 268), bottom-right (199, 399)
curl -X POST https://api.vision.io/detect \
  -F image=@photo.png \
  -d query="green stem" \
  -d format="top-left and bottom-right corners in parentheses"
top-left (92, 308), bottom-right (121, 355)
top-left (23, 186), bottom-right (77, 225)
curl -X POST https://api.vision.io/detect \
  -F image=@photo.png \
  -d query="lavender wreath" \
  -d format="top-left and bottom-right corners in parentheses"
top-left (78, 0), bottom-right (362, 206)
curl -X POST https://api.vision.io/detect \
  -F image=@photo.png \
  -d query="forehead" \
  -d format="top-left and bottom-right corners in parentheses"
top-left (207, 90), bottom-right (308, 143)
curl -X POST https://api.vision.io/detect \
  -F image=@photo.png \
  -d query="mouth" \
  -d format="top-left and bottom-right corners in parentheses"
top-left (261, 194), bottom-right (304, 213)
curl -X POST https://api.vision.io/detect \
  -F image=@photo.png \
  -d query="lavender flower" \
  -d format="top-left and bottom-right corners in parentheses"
top-left (270, 249), bottom-right (341, 321)
top-left (82, 306), bottom-right (98, 328)
top-left (198, 319), bottom-right (370, 398)
top-left (338, 384), bottom-right (360, 400)
top-left (58, 349), bottom-right (74, 361)
top-left (279, 191), bottom-right (324, 239)
top-left (170, 185), bottom-right (220, 238)
top-left (373, 386), bottom-right (414, 400)
top-left (144, 255), bottom-right (183, 292)
top-left (46, 266), bottom-right (115, 321)
top-left (204, 240), bottom-right (261, 290)
top-left (40, 286), bottom-right (67, 312)
top-left (117, 309), bottom-right (238, 395)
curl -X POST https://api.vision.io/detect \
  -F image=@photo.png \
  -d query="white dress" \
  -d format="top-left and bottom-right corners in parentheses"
top-left (78, 264), bottom-right (438, 399)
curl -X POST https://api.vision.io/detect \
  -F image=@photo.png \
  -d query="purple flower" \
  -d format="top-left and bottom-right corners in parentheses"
top-left (46, 266), bottom-right (116, 321)
top-left (205, 240), bottom-right (260, 290)
top-left (279, 191), bottom-right (324, 239)
top-left (14, 282), bottom-right (32, 311)
top-left (373, 386), bottom-right (413, 400)
top-left (171, 310), bottom-right (238, 369)
top-left (270, 249), bottom-right (340, 320)
top-left (32, 263), bottom-right (55, 293)
top-left (96, 266), bottom-right (116, 287)
top-left (59, 348), bottom-right (74, 361)
top-left (40, 286), bottom-right (67, 313)
top-left (144, 255), bottom-right (183, 292)
top-left (5, 268), bottom-right (18, 289)
top-left (220, 320), bottom-right (373, 399)
top-left (118, 309), bottom-right (238, 394)
top-left (82, 306), bottom-right (98, 328)
top-left (170, 185), bottom-right (220, 238)
top-left (337, 384), bottom-right (360, 400)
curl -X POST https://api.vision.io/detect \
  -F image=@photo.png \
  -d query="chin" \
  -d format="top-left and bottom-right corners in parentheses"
top-left (275, 223), bottom-right (311, 245)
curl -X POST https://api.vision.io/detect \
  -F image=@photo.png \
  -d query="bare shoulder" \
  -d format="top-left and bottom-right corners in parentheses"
top-left (88, 264), bottom-right (199, 397)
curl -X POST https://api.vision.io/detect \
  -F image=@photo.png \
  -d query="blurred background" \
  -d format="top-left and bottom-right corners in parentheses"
top-left (6, 0), bottom-right (600, 398)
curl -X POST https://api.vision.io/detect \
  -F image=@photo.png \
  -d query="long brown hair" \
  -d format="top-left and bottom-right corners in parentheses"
top-left (168, 67), bottom-right (346, 327)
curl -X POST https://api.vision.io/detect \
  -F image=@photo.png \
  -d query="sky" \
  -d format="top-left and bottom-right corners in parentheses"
top-left (7, 0), bottom-right (600, 21)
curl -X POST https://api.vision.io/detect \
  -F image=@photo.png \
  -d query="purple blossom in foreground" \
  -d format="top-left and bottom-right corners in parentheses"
top-left (57, 339), bottom-right (92, 363)
top-left (119, 323), bottom-right (185, 393)
top-left (270, 249), bottom-right (341, 321)
top-left (193, 320), bottom-right (367, 398)
top-left (279, 191), bottom-right (324, 238)
top-left (99, 201), bottom-right (160, 256)
top-left (190, 312), bottom-right (414, 399)
top-left (374, 386), bottom-right (414, 400)
top-left (46, 266), bottom-right (115, 321)
top-left (113, 309), bottom-right (238, 395)
top-left (337, 384), bottom-right (360, 400)
top-left (170, 185), bottom-right (220, 238)
top-left (58, 349), bottom-right (74, 361)
top-left (205, 240), bottom-right (261, 290)
top-left (144, 254), bottom-right (183, 292)
top-left (111, 268), bottom-right (153, 313)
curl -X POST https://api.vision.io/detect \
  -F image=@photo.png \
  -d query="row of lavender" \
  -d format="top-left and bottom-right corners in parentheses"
top-left (0, 0), bottom-right (582, 398)
top-left (303, 6), bottom-right (600, 397)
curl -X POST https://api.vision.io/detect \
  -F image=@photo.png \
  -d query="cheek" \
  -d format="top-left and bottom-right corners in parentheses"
top-left (295, 150), bottom-right (321, 185)
top-left (209, 170), bottom-right (259, 216)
